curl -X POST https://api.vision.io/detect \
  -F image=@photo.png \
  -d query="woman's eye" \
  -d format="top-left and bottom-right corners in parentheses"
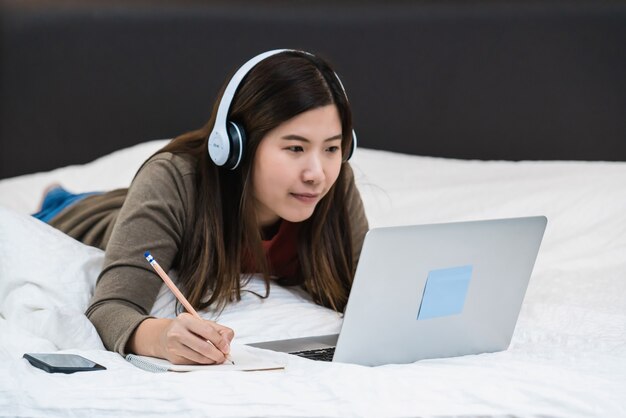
top-left (286, 146), bottom-right (304, 153)
top-left (326, 146), bottom-right (340, 153)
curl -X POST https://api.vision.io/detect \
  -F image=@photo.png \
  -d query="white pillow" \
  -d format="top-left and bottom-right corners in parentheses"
top-left (0, 207), bottom-right (105, 354)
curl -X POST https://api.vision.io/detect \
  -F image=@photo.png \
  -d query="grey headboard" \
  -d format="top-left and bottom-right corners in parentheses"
top-left (1, 0), bottom-right (625, 178)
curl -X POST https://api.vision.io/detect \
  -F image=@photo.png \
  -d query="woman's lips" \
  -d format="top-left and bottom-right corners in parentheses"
top-left (290, 192), bottom-right (320, 204)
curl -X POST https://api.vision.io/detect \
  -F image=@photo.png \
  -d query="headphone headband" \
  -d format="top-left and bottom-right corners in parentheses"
top-left (209, 49), bottom-right (288, 168)
top-left (208, 49), bottom-right (356, 170)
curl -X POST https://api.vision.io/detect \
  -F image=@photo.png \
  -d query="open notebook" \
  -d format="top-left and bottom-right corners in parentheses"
top-left (126, 344), bottom-right (284, 373)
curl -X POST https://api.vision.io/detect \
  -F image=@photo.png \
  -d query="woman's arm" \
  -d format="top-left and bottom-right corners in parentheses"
top-left (85, 153), bottom-right (233, 363)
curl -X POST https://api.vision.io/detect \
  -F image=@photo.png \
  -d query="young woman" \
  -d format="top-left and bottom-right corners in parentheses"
top-left (37, 49), bottom-right (369, 365)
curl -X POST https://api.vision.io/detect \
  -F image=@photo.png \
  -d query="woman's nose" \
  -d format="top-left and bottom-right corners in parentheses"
top-left (301, 154), bottom-right (324, 184)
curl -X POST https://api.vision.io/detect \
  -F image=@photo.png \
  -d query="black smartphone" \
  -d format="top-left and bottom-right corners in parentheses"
top-left (23, 353), bottom-right (106, 374)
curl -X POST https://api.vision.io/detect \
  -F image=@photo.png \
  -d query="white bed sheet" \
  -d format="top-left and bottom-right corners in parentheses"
top-left (1, 140), bottom-right (625, 417)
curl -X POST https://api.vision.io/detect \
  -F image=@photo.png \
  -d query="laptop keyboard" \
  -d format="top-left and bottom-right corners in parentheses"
top-left (290, 347), bottom-right (336, 362)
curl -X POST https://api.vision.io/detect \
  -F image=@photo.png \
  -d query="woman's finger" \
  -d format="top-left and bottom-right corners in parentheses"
top-left (215, 323), bottom-right (235, 343)
top-left (184, 318), bottom-right (232, 354)
top-left (176, 313), bottom-right (231, 354)
top-left (163, 314), bottom-right (226, 364)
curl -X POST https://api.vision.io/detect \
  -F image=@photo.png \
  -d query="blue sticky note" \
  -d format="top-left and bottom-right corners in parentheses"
top-left (417, 265), bottom-right (473, 320)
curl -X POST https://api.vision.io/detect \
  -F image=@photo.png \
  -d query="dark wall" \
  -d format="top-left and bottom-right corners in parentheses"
top-left (1, 0), bottom-right (625, 178)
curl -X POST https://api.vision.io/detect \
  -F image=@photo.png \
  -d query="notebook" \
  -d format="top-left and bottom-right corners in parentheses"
top-left (248, 216), bottom-right (547, 366)
top-left (125, 344), bottom-right (284, 373)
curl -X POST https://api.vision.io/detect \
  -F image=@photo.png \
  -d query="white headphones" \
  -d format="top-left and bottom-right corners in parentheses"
top-left (207, 49), bottom-right (357, 170)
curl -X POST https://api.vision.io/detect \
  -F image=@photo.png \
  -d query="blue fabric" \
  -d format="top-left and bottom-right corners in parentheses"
top-left (32, 186), bottom-right (100, 223)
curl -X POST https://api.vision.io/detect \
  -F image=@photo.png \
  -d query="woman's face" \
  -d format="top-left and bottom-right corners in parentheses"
top-left (252, 104), bottom-right (343, 227)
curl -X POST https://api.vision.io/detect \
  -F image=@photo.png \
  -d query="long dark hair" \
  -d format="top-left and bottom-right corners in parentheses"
top-left (155, 50), bottom-right (355, 312)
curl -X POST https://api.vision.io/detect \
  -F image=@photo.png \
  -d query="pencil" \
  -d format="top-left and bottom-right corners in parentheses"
top-left (144, 251), bottom-right (234, 365)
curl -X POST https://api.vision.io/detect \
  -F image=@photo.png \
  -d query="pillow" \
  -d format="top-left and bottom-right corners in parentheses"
top-left (0, 207), bottom-right (105, 354)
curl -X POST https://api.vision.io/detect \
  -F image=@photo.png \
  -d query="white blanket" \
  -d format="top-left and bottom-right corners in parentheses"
top-left (1, 141), bottom-right (625, 417)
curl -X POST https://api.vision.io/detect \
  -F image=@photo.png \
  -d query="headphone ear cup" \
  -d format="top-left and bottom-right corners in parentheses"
top-left (224, 121), bottom-right (247, 170)
top-left (344, 129), bottom-right (357, 162)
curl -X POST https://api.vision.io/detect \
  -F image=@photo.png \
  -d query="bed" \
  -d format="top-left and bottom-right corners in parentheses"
top-left (1, 1), bottom-right (626, 417)
top-left (2, 141), bottom-right (626, 416)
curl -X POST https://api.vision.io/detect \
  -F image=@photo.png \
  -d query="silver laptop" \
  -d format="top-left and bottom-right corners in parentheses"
top-left (247, 216), bottom-right (547, 366)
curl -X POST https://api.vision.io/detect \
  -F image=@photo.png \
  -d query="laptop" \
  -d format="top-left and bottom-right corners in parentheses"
top-left (247, 216), bottom-right (547, 366)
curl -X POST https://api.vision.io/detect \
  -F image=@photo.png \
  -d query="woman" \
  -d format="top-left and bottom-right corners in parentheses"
top-left (37, 49), bottom-right (369, 365)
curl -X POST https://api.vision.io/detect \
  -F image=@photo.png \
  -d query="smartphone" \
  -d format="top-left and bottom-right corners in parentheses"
top-left (23, 353), bottom-right (106, 374)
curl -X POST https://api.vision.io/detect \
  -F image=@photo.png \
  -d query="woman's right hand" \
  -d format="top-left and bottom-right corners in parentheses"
top-left (128, 313), bottom-right (235, 365)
